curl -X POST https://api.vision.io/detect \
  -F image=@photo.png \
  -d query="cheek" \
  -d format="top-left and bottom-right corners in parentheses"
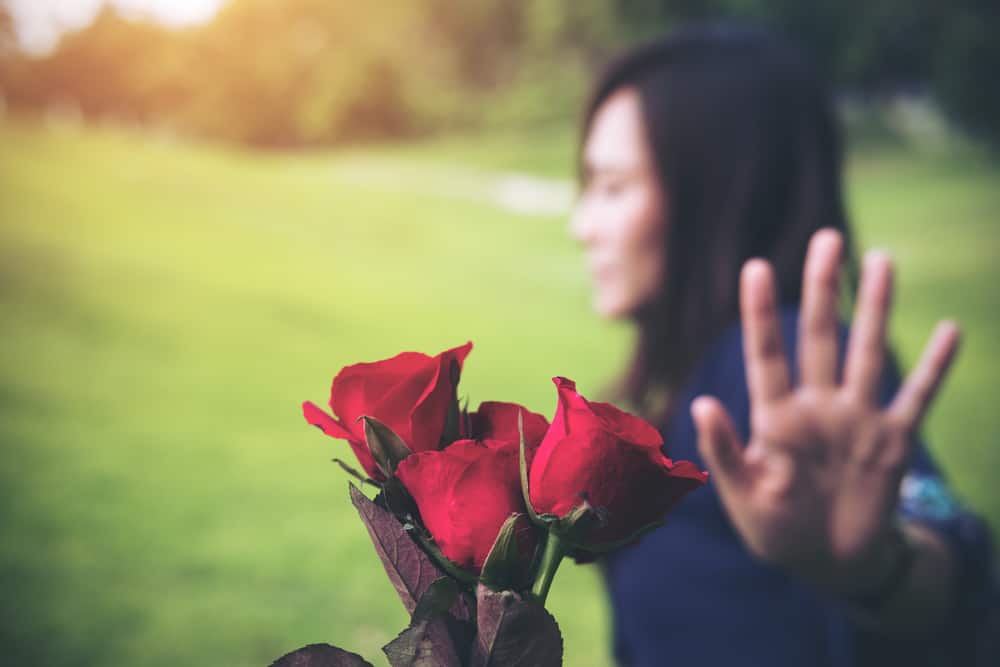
top-left (617, 190), bottom-right (665, 296)
top-left (591, 189), bottom-right (665, 318)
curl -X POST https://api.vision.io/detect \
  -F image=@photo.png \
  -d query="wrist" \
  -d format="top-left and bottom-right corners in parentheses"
top-left (835, 521), bottom-right (960, 637)
top-left (843, 522), bottom-right (917, 613)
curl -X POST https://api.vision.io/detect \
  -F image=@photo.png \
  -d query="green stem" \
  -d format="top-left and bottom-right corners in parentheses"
top-left (531, 532), bottom-right (567, 605)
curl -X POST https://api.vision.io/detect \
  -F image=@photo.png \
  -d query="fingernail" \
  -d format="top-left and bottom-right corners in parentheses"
top-left (938, 320), bottom-right (961, 341)
top-left (815, 228), bottom-right (841, 248)
top-left (865, 248), bottom-right (892, 266)
top-left (690, 397), bottom-right (709, 420)
top-left (742, 258), bottom-right (770, 282)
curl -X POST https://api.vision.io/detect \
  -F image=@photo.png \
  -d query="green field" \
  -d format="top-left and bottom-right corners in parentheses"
top-left (1, 119), bottom-right (997, 666)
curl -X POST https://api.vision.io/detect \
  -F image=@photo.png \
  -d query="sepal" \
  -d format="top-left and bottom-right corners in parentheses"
top-left (562, 517), bottom-right (667, 555)
top-left (518, 412), bottom-right (545, 526)
top-left (332, 458), bottom-right (380, 488)
top-left (479, 513), bottom-right (536, 592)
top-left (438, 358), bottom-right (463, 447)
top-left (551, 498), bottom-right (605, 546)
top-left (360, 415), bottom-right (412, 477)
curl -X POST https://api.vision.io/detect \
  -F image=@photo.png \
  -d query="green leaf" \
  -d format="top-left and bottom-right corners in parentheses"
top-left (360, 415), bottom-right (412, 477)
top-left (479, 514), bottom-right (533, 592)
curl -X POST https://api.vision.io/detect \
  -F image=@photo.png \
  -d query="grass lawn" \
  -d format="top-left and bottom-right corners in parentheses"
top-left (1, 119), bottom-right (997, 666)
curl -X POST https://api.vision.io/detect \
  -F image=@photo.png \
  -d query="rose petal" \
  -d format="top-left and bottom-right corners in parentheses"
top-left (530, 428), bottom-right (705, 544)
top-left (440, 438), bottom-right (489, 463)
top-left (331, 352), bottom-right (432, 427)
top-left (396, 447), bottom-right (472, 566)
top-left (469, 401), bottom-right (549, 450)
top-left (327, 342), bottom-right (473, 453)
top-left (302, 401), bottom-right (382, 480)
top-left (587, 400), bottom-right (663, 448)
top-left (370, 364), bottom-right (440, 449)
top-left (303, 401), bottom-right (354, 440)
top-left (396, 439), bottom-right (528, 574)
top-left (530, 429), bottom-right (615, 519)
top-left (447, 445), bottom-right (526, 572)
top-left (406, 341), bottom-right (472, 451)
top-left (550, 377), bottom-right (662, 448)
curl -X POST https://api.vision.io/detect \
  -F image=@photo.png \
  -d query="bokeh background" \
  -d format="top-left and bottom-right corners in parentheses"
top-left (1, 1), bottom-right (997, 665)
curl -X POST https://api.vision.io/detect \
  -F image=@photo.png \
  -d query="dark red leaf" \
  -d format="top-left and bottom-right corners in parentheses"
top-left (469, 585), bottom-right (563, 667)
top-left (382, 578), bottom-right (466, 667)
top-left (268, 644), bottom-right (373, 667)
top-left (350, 484), bottom-right (443, 615)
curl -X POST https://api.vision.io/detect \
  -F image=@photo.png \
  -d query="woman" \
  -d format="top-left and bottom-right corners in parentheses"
top-left (570, 24), bottom-right (995, 666)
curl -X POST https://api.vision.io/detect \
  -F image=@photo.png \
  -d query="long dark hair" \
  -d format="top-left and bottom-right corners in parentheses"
top-left (582, 23), bottom-right (860, 421)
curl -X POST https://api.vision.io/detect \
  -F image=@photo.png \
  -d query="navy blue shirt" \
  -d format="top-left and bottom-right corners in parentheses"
top-left (604, 306), bottom-right (996, 667)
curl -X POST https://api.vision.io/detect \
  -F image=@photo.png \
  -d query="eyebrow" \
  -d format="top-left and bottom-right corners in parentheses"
top-left (581, 161), bottom-right (646, 178)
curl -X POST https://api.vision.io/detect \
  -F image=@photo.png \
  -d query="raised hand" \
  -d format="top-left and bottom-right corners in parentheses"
top-left (691, 228), bottom-right (960, 596)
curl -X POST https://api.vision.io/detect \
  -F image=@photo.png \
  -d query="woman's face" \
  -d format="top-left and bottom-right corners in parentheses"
top-left (570, 86), bottom-right (666, 320)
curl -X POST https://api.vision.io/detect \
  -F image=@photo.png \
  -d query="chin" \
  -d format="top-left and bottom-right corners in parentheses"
top-left (593, 294), bottom-right (638, 321)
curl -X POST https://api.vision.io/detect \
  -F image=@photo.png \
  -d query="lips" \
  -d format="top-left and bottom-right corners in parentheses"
top-left (591, 263), bottom-right (614, 284)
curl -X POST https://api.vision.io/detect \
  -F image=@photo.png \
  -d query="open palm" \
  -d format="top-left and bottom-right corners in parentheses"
top-left (691, 229), bottom-right (960, 595)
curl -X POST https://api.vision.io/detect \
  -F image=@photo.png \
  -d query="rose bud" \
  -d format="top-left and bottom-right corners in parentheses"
top-left (303, 342), bottom-right (472, 480)
top-left (529, 377), bottom-right (708, 548)
top-left (464, 401), bottom-right (549, 450)
top-left (396, 439), bottom-right (536, 574)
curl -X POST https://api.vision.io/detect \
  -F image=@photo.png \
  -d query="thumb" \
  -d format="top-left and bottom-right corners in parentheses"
top-left (691, 396), bottom-right (748, 493)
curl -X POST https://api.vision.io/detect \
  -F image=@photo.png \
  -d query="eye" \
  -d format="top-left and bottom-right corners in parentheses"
top-left (599, 177), bottom-right (628, 197)
top-left (580, 170), bottom-right (632, 200)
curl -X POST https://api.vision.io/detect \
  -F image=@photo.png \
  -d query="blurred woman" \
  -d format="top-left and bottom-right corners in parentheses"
top-left (570, 23), bottom-right (995, 666)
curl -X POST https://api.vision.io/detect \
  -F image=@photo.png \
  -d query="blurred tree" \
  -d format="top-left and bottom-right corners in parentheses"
top-left (421, 0), bottom-right (523, 87)
top-left (933, 1), bottom-right (1000, 148)
top-left (0, 5), bottom-right (14, 54)
top-left (0, 0), bottom-right (996, 149)
top-left (169, 0), bottom-right (424, 145)
top-left (0, 5), bottom-right (14, 104)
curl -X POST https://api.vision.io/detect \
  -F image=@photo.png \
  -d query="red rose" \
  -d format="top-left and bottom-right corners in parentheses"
top-left (396, 439), bottom-right (535, 574)
top-left (303, 342), bottom-right (473, 480)
top-left (528, 377), bottom-right (708, 546)
top-left (465, 401), bottom-right (549, 449)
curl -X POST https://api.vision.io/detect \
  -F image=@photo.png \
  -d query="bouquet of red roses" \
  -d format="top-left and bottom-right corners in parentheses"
top-left (270, 342), bottom-right (707, 667)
